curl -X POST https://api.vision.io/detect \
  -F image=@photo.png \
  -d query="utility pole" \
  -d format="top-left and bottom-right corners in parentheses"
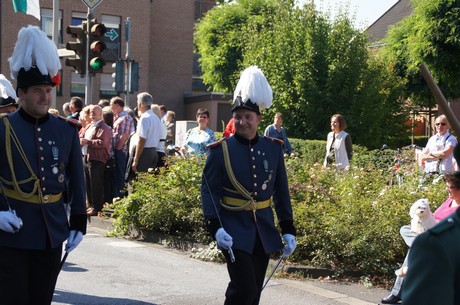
top-left (51, 0), bottom-right (59, 108)
top-left (85, 8), bottom-right (93, 105)
top-left (125, 17), bottom-right (131, 107)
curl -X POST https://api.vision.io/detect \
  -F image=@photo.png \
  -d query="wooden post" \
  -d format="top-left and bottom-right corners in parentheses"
top-left (419, 64), bottom-right (460, 135)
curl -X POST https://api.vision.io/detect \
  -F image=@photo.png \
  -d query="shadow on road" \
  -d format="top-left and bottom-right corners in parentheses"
top-left (53, 289), bottom-right (158, 305)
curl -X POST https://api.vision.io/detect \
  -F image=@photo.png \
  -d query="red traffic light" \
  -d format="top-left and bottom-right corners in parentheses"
top-left (90, 22), bottom-right (107, 38)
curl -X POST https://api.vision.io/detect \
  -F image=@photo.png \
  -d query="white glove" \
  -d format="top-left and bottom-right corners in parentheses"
top-left (65, 230), bottom-right (83, 253)
top-left (0, 211), bottom-right (22, 233)
top-left (215, 228), bottom-right (233, 250)
top-left (282, 234), bottom-right (297, 257)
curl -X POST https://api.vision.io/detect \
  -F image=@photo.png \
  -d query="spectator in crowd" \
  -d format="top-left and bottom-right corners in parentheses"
top-left (80, 105), bottom-right (112, 216)
top-left (264, 112), bottom-right (294, 157)
top-left (180, 108), bottom-right (215, 157)
top-left (0, 74), bottom-right (18, 114)
top-left (98, 99), bottom-right (110, 108)
top-left (102, 106), bottom-right (115, 204)
top-left (420, 114), bottom-right (457, 174)
top-left (323, 114), bottom-right (352, 170)
top-left (223, 117), bottom-right (236, 138)
top-left (201, 66), bottom-right (296, 305)
top-left (131, 92), bottom-right (161, 173)
top-left (402, 191), bottom-right (460, 305)
top-left (124, 106), bottom-right (138, 130)
top-left (78, 106), bottom-right (91, 139)
top-left (381, 172), bottom-right (460, 304)
top-left (110, 97), bottom-right (135, 198)
top-left (69, 96), bottom-right (84, 121)
top-left (151, 104), bottom-right (167, 169)
top-left (165, 110), bottom-right (176, 146)
top-left (62, 101), bottom-right (71, 117)
top-left (160, 105), bottom-right (167, 123)
top-left (48, 108), bottom-right (59, 116)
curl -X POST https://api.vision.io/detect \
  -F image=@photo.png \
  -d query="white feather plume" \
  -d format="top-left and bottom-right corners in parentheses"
top-left (0, 74), bottom-right (18, 101)
top-left (8, 25), bottom-right (61, 80)
top-left (233, 66), bottom-right (273, 110)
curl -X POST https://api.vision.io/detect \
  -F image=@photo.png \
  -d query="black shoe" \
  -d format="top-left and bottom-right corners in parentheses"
top-left (381, 294), bottom-right (401, 304)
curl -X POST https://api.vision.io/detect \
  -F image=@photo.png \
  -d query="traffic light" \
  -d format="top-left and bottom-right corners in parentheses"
top-left (129, 61), bottom-right (139, 93)
top-left (112, 60), bottom-right (125, 92)
top-left (65, 23), bottom-right (86, 76)
top-left (88, 19), bottom-right (107, 74)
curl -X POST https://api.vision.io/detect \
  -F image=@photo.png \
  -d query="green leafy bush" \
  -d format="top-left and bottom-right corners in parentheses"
top-left (108, 138), bottom-right (447, 280)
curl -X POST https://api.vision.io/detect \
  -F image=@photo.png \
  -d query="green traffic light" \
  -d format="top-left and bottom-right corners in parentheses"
top-left (89, 57), bottom-right (104, 71)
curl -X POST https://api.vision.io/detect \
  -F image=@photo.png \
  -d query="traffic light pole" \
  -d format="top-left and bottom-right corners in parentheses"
top-left (124, 17), bottom-right (131, 107)
top-left (85, 8), bottom-right (93, 105)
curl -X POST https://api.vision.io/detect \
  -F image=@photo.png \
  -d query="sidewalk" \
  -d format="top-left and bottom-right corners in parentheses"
top-left (87, 216), bottom-right (390, 305)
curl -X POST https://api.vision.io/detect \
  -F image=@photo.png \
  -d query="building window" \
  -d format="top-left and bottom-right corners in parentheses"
top-left (100, 73), bottom-right (117, 97)
top-left (71, 73), bottom-right (86, 95)
top-left (41, 8), bottom-right (63, 46)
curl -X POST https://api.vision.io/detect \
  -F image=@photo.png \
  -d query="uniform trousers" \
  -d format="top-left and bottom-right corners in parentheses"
top-left (222, 234), bottom-right (270, 305)
top-left (0, 245), bottom-right (62, 305)
top-left (84, 159), bottom-right (106, 212)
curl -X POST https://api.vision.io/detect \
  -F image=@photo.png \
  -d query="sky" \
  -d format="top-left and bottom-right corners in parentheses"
top-left (298, 0), bottom-right (399, 28)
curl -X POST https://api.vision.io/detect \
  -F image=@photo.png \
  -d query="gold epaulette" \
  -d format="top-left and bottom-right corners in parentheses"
top-left (264, 136), bottom-right (284, 146)
top-left (207, 137), bottom-right (225, 149)
top-left (57, 115), bottom-right (82, 128)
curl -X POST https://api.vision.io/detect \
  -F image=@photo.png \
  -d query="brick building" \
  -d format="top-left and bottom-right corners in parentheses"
top-left (0, 0), bottom-right (219, 123)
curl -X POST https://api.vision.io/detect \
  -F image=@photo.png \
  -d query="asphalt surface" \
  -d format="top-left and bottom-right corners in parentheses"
top-left (51, 217), bottom-right (392, 305)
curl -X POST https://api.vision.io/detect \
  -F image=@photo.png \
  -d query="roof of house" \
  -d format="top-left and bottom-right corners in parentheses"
top-left (366, 0), bottom-right (413, 45)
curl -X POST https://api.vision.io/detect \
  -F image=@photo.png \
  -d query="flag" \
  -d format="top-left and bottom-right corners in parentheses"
top-left (12, 0), bottom-right (41, 21)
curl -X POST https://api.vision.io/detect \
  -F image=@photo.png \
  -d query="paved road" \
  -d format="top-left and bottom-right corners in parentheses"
top-left (52, 223), bottom-right (389, 305)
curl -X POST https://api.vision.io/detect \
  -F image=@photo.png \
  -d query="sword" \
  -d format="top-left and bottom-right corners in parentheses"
top-left (203, 173), bottom-right (235, 263)
top-left (59, 251), bottom-right (69, 272)
top-left (262, 255), bottom-right (285, 290)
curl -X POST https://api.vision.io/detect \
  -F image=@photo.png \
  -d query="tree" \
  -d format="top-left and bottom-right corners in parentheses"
top-left (195, 0), bottom-right (408, 148)
top-left (383, 0), bottom-right (460, 100)
top-left (194, 0), bottom-right (278, 93)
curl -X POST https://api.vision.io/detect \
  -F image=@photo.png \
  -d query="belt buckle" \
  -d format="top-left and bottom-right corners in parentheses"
top-left (43, 195), bottom-right (50, 203)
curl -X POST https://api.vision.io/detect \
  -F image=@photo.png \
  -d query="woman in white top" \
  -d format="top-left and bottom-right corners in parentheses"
top-left (421, 114), bottom-right (457, 174)
top-left (323, 114), bottom-right (353, 170)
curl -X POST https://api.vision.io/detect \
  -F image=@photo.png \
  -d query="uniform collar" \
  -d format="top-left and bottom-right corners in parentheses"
top-left (18, 107), bottom-right (50, 125)
top-left (234, 133), bottom-right (259, 145)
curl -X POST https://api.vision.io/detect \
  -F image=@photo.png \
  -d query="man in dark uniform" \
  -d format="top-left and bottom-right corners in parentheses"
top-left (402, 207), bottom-right (460, 305)
top-left (0, 74), bottom-right (19, 114)
top-left (0, 26), bottom-right (87, 305)
top-left (201, 66), bottom-right (297, 305)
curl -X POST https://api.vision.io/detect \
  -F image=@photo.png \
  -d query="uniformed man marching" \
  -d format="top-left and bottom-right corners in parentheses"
top-left (201, 66), bottom-right (297, 305)
top-left (0, 74), bottom-right (19, 114)
top-left (0, 26), bottom-right (87, 305)
top-left (402, 206), bottom-right (460, 305)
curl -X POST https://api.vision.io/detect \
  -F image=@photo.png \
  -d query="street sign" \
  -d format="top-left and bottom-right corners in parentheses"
top-left (102, 27), bottom-right (121, 62)
top-left (105, 28), bottom-right (119, 41)
top-left (81, 0), bottom-right (103, 10)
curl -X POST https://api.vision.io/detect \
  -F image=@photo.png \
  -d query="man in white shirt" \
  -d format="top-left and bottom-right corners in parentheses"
top-left (131, 92), bottom-right (161, 173)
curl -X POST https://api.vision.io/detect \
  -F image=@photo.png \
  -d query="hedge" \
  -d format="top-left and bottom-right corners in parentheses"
top-left (108, 138), bottom-right (445, 281)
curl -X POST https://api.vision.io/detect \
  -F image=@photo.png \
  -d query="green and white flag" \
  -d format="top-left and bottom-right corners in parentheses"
top-left (12, 0), bottom-right (41, 20)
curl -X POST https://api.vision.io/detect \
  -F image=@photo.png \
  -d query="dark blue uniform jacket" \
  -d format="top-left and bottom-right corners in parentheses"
top-left (201, 133), bottom-right (295, 255)
top-left (0, 109), bottom-right (87, 249)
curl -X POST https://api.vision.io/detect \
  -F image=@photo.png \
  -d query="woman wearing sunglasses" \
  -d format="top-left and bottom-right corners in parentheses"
top-left (421, 114), bottom-right (457, 174)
